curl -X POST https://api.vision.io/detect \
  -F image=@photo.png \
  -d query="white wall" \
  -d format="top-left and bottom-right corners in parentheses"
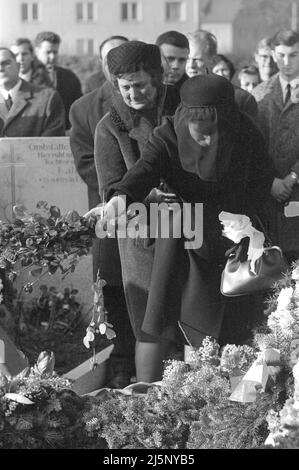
top-left (201, 22), bottom-right (233, 54)
top-left (0, 0), bottom-right (202, 54)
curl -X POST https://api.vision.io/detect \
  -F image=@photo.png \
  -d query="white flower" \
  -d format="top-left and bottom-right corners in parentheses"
top-left (279, 310), bottom-right (295, 331)
top-left (291, 89), bottom-right (299, 104)
top-left (83, 328), bottom-right (95, 349)
top-left (293, 360), bottom-right (299, 384)
top-left (267, 308), bottom-right (294, 334)
top-left (276, 287), bottom-right (293, 311)
top-left (34, 351), bottom-right (55, 376)
top-left (280, 398), bottom-right (299, 426)
top-left (292, 266), bottom-right (299, 281)
top-left (99, 323), bottom-right (107, 335)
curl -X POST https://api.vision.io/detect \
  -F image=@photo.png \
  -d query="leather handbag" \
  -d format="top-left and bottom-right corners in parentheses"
top-left (220, 217), bottom-right (289, 297)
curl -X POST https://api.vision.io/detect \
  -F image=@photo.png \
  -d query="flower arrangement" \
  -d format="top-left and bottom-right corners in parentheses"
top-left (254, 261), bottom-right (299, 370)
top-left (0, 350), bottom-right (105, 449)
top-left (2, 204), bottom-right (299, 449)
top-left (84, 348), bottom-right (232, 449)
top-left (83, 339), bottom-right (283, 449)
top-left (0, 201), bottom-right (96, 289)
top-left (220, 344), bottom-right (257, 375)
top-left (264, 360), bottom-right (299, 448)
top-left (0, 202), bottom-right (117, 339)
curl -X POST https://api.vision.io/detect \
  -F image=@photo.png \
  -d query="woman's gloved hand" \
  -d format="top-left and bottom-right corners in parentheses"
top-left (84, 195), bottom-right (127, 237)
top-left (145, 187), bottom-right (179, 204)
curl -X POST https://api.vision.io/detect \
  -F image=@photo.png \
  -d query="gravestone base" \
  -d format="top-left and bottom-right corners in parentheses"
top-left (0, 325), bottom-right (29, 376)
top-left (63, 344), bottom-right (114, 395)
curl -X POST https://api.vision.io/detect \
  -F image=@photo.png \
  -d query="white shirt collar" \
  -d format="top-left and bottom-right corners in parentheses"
top-left (279, 75), bottom-right (299, 91)
top-left (19, 70), bottom-right (32, 82)
top-left (0, 79), bottom-right (22, 101)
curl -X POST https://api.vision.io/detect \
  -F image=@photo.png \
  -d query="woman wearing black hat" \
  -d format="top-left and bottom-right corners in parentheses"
top-left (93, 41), bottom-right (180, 383)
top-left (90, 73), bottom-right (275, 353)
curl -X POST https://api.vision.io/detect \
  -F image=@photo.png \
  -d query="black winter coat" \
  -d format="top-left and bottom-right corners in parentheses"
top-left (111, 113), bottom-right (275, 346)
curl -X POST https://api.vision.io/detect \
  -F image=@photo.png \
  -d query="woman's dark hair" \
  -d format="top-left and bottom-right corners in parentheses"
top-left (211, 54), bottom-right (235, 80)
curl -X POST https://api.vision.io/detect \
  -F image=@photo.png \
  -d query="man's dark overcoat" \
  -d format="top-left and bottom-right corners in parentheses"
top-left (0, 79), bottom-right (65, 137)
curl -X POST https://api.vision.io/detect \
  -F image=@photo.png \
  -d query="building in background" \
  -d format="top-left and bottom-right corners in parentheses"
top-left (4, 0), bottom-right (296, 59)
top-left (200, 0), bottom-right (242, 54)
top-left (0, 0), bottom-right (244, 56)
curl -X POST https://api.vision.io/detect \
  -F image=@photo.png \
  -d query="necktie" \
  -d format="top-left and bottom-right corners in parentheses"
top-left (5, 94), bottom-right (13, 111)
top-left (284, 83), bottom-right (291, 105)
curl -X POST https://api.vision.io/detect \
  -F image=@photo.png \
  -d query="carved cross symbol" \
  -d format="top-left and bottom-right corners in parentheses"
top-left (0, 143), bottom-right (25, 221)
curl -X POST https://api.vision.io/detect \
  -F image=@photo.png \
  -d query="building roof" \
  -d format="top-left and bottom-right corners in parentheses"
top-left (200, 0), bottom-right (243, 23)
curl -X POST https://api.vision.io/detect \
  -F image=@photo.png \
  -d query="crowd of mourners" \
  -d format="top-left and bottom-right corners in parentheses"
top-left (1, 27), bottom-right (299, 388)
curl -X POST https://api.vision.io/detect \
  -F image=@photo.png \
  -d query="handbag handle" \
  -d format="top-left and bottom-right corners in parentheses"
top-left (252, 214), bottom-right (273, 246)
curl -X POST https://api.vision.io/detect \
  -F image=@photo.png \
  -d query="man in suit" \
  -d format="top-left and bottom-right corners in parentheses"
top-left (0, 48), bottom-right (65, 137)
top-left (10, 38), bottom-right (52, 87)
top-left (186, 30), bottom-right (258, 120)
top-left (69, 35), bottom-right (135, 388)
top-left (252, 29), bottom-right (299, 262)
top-left (155, 30), bottom-right (189, 90)
top-left (34, 31), bottom-right (82, 131)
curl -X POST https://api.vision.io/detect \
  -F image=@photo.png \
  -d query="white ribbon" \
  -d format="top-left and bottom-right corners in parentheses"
top-left (219, 212), bottom-right (265, 273)
top-left (229, 348), bottom-right (280, 403)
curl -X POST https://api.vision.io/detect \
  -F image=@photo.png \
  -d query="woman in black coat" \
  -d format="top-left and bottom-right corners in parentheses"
top-left (90, 74), bottom-right (275, 352)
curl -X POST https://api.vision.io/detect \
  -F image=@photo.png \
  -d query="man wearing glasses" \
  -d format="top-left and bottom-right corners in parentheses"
top-left (254, 37), bottom-right (278, 82)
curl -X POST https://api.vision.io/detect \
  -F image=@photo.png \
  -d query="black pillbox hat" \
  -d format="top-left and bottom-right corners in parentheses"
top-left (180, 74), bottom-right (235, 108)
top-left (107, 40), bottom-right (162, 75)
